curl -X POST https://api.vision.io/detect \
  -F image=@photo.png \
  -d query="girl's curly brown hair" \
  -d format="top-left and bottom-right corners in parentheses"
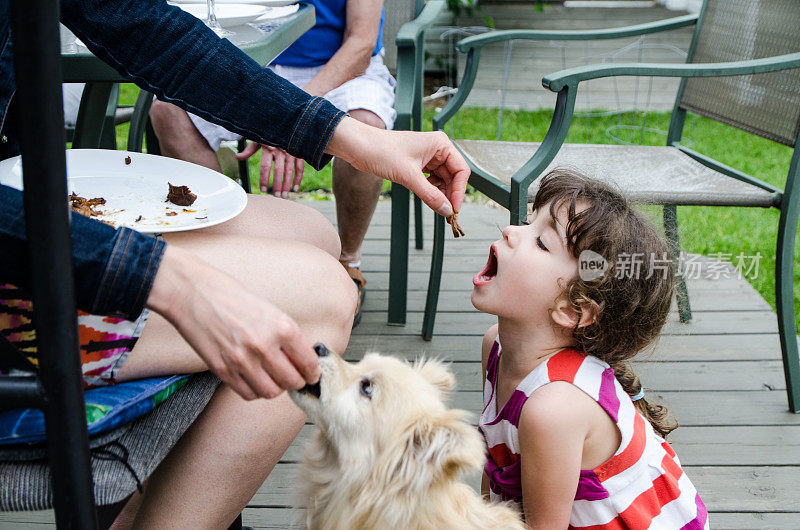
top-left (533, 169), bottom-right (678, 438)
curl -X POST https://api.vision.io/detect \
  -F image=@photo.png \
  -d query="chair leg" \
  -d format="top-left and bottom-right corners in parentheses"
top-left (663, 205), bottom-right (692, 323)
top-left (414, 195), bottom-right (424, 250)
top-left (389, 183), bottom-right (410, 325)
top-left (127, 90), bottom-right (154, 153)
top-left (422, 212), bottom-right (446, 341)
top-left (776, 187), bottom-right (800, 413)
top-left (99, 83), bottom-right (121, 150)
top-left (145, 120), bottom-right (161, 156)
top-left (236, 139), bottom-right (252, 193)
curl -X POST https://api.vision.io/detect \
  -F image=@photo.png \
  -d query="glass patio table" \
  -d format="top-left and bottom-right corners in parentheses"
top-left (61, 3), bottom-right (315, 149)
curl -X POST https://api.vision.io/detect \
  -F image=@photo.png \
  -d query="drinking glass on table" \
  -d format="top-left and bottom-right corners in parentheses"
top-left (206, 0), bottom-right (233, 38)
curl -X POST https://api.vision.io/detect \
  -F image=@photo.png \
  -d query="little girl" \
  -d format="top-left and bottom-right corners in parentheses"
top-left (473, 169), bottom-right (708, 529)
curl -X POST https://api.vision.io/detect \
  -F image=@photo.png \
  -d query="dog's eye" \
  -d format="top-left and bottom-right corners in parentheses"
top-left (360, 378), bottom-right (373, 399)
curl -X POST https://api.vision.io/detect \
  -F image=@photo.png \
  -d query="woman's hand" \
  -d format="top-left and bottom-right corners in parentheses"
top-left (325, 117), bottom-right (470, 216)
top-left (146, 245), bottom-right (319, 400)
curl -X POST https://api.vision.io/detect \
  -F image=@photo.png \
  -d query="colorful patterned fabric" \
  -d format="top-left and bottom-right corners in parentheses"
top-left (0, 283), bottom-right (148, 388)
top-left (479, 340), bottom-right (709, 529)
top-left (0, 374), bottom-right (189, 445)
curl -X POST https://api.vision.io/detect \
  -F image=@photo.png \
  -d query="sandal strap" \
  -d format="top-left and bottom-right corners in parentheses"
top-left (340, 261), bottom-right (366, 289)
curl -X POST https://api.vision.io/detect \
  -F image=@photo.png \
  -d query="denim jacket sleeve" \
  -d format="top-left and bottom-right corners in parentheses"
top-left (0, 184), bottom-right (166, 321)
top-left (59, 0), bottom-right (347, 170)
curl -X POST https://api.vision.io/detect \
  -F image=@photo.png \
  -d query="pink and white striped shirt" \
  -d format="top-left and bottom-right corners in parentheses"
top-left (479, 339), bottom-right (709, 529)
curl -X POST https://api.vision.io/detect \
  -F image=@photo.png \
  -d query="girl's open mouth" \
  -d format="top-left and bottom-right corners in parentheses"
top-left (473, 244), bottom-right (498, 286)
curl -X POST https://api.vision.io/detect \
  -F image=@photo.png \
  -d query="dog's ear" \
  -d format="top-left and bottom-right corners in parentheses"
top-left (411, 410), bottom-right (484, 482)
top-left (416, 359), bottom-right (455, 393)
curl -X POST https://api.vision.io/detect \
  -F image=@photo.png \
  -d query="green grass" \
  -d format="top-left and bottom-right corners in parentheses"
top-left (115, 84), bottom-right (800, 330)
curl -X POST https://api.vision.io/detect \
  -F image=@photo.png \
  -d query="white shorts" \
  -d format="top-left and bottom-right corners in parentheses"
top-left (188, 52), bottom-right (397, 151)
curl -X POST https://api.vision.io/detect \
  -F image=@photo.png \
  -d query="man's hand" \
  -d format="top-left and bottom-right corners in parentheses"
top-left (237, 143), bottom-right (305, 198)
top-left (325, 117), bottom-right (469, 216)
top-left (147, 245), bottom-right (320, 400)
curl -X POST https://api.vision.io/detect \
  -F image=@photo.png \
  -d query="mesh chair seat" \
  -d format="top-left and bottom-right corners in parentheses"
top-left (0, 372), bottom-right (220, 511)
top-left (455, 139), bottom-right (777, 207)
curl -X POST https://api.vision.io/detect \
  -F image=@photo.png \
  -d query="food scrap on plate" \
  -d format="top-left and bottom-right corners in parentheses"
top-left (166, 182), bottom-right (197, 206)
top-left (69, 192), bottom-right (106, 218)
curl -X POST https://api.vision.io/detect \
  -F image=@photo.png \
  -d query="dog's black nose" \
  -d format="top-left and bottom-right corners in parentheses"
top-left (314, 342), bottom-right (329, 358)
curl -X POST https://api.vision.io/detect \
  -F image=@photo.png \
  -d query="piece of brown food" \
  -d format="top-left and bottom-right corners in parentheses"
top-left (446, 212), bottom-right (465, 238)
top-left (69, 192), bottom-right (106, 218)
top-left (166, 182), bottom-right (197, 206)
top-left (135, 215), bottom-right (143, 222)
top-left (165, 211), bottom-right (177, 217)
top-left (124, 156), bottom-right (132, 165)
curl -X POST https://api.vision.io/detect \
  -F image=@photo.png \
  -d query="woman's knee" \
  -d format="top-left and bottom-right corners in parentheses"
top-left (293, 245), bottom-right (357, 352)
top-left (272, 199), bottom-right (341, 258)
top-left (202, 195), bottom-right (341, 258)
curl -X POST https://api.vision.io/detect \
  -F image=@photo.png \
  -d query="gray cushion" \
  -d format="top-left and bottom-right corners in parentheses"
top-left (0, 372), bottom-right (220, 511)
top-left (455, 139), bottom-right (777, 207)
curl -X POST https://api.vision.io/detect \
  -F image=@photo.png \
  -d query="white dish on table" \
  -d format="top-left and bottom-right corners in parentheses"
top-left (171, 0), bottom-right (298, 6)
top-left (175, 3), bottom-right (268, 28)
top-left (0, 149), bottom-right (247, 234)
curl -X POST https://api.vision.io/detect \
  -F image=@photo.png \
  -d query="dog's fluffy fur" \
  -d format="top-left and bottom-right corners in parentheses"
top-left (289, 352), bottom-right (526, 530)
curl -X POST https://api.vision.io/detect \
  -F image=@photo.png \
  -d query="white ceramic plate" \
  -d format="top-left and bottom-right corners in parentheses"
top-left (171, 0), bottom-right (297, 7)
top-left (176, 3), bottom-right (268, 27)
top-left (0, 150), bottom-right (247, 234)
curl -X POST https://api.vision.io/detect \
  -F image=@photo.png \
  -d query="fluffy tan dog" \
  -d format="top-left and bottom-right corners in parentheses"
top-left (289, 345), bottom-right (526, 530)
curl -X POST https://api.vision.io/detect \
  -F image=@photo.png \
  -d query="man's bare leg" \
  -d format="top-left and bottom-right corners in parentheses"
top-left (332, 109), bottom-right (385, 264)
top-left (149, 100), bottom-right (222, 172)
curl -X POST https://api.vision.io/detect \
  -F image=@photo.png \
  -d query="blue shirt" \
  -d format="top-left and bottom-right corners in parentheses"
top-left (274, 0), bottom-right (384, 68)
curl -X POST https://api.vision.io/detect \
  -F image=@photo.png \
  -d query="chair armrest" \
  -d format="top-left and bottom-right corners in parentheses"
top-left (455, 13), bottom-right (698, 52)
top-left (396, 0), bottom-right (446, 48)
top-left (543, 52), bottom-right (800, 91)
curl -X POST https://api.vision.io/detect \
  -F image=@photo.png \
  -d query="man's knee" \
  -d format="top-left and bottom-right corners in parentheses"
top-left (348, 108), bottom-right (386, 130)
top-left (148, 100), bottom-right (187, 135)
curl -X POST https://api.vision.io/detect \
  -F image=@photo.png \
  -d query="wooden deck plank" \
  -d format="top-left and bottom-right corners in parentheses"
top-left (249, 463), bottom-right (799, 513)
top-left (284, 424), bottom-right (800, 466)
top-left (352, 310), bottom-right (780, 336)
top-left (331, 359), bottom-right (788, 392)
top-left (347, 333), bottom-right (790, 362)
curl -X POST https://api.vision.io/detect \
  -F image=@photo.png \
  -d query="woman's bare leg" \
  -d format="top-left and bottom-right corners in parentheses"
top-left (117, 234), bottom-right (355, 380)
top-left (196, 193), bottom-right (341, 259)
top-left (112, 223), bottom-right (354, 528)
top-left (131, 387), bottom-right (305, 529)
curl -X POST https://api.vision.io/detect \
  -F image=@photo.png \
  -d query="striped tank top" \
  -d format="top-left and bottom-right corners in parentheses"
top-left (479, 339), bottom-right (709, 529)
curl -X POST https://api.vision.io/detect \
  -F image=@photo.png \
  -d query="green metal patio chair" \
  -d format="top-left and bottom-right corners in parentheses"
top-left (422, 0), bottom-right (800, 413)
top-left (387, 0), bottom-right (446, 325)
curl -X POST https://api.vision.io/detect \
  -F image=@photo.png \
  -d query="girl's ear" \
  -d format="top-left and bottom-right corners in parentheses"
top-left (551, 296), bottom-right (598, 329)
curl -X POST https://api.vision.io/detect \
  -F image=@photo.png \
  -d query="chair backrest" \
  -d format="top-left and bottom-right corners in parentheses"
top-left (382, 0), bottom-right (422, 72)
top-left (679, 0), bottom-right (800, 146)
